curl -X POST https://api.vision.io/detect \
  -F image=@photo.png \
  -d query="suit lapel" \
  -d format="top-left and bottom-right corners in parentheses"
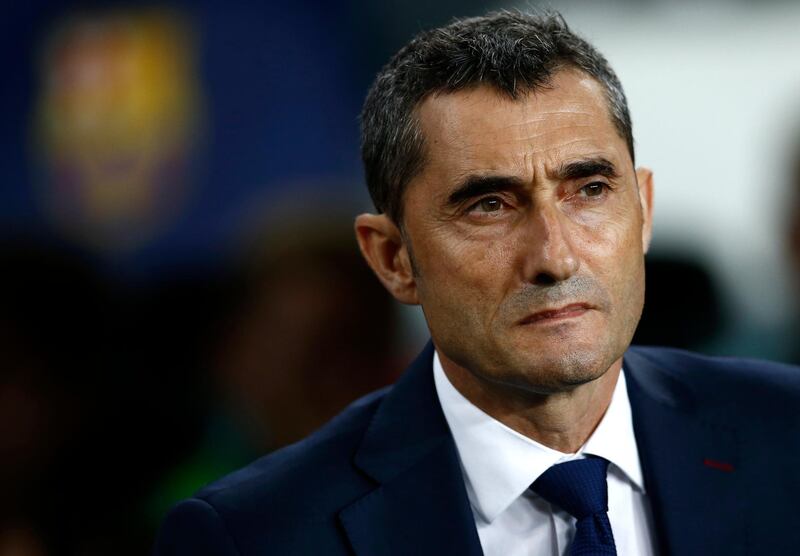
top-left (624, 348), bottom-right (747, 556)
top-left (339, 343), bottom-right (483, 556)
top-left (341, 343), bottom-right (748, 555)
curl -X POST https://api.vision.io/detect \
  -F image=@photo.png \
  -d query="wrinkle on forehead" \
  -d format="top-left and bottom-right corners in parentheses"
top-left (414, 70), bottom-right (627, 185)
top-left (419, 71), bottom-right (610, 126)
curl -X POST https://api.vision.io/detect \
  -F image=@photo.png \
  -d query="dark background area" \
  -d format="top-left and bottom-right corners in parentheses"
top-left (2, 1), bottom-right (800, 554)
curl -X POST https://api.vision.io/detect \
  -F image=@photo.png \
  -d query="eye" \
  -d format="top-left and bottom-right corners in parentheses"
top-left (579, 182), bottom-right (609, 198)
top-left (470, 196), bottom-right (504, 213)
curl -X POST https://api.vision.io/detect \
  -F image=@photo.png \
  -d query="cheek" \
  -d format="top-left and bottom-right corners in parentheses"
top-left (415, 232), bottom-right (516, 326)
top-left (420, 226), bottom-right (515, 287)
top-left (574, 205), bottom-right (646, 295)
top-left (577, 219), bottom-right (642, 263)
top-left (578, 189), bottom-right (644, 252)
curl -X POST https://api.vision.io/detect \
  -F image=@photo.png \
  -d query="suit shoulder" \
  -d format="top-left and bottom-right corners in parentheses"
top-left (195, 386), bottom-right (387, 520)
top-left (154, 498), bottom-right (240, 556)
top-left (627, 345), bottom-right (800, 417)
top-left (155, 387), bottom-right (391, 554)
top-left (628, 345), bottom-right (800, 385)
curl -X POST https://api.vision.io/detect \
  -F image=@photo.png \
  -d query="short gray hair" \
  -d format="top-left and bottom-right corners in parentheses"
top-left (360, 10), bottom-right (634, 224)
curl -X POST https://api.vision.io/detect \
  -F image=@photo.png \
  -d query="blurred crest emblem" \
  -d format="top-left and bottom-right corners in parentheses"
top-left (34, 8), bottom-right (203, 251)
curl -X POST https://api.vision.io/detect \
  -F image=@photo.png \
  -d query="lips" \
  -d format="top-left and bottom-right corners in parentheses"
top-left (519, 302), bottom-right (593, 325)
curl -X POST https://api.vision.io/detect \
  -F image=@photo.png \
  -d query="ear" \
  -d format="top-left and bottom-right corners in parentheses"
top-left (354, 213), bottom-right (420, 305)
top-left (635, 167), bottom-right (654, 253)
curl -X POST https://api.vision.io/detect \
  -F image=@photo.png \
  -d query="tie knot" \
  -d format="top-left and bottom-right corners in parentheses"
top-left (531, 456), bottom-right (610, 519)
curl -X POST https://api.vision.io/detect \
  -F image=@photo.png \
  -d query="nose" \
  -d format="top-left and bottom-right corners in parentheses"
top-left (520, 204), bottom-right (580, 285)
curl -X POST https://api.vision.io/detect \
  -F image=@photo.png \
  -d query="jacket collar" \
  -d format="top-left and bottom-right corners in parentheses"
top-left (340, 343), bottom-right (748, 556)
top-left (623, 347), bottom-right (747, 556)
top-left (339, 342), bottom-right (483, 556)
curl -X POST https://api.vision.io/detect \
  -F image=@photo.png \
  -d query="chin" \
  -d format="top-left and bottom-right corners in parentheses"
top-left (498, 342), bottom-right (619, 394)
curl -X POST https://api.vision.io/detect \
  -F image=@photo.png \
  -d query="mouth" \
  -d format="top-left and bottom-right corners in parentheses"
top-left (518, 303), bottom-right (593, 325)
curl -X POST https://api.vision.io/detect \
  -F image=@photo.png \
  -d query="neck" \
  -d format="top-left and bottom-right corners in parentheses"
top-left (439, 353), bottom-right (622, 454)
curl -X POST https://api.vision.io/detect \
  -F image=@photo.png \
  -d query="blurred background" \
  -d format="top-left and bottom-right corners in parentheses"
top-left (3, 0), bottom-right (800, 553)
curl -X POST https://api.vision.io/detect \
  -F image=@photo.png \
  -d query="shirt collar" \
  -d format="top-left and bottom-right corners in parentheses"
top-left (432, 350), bottom-right (645, 523)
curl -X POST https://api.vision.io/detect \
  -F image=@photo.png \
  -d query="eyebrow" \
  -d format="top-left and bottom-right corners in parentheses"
top-left (445, 157), bottom-right (621, 207)
top-left (555, 157), bottom-right (620, 181)
top-left (446, 175), bottom-right (526, 207)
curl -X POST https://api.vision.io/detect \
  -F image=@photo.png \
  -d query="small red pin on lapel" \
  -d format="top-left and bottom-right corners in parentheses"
top-left (703, 458), bottom-right (734, 472)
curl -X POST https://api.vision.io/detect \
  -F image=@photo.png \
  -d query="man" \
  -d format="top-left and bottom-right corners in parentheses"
top-left (154, 11), bottom-right (800, 555)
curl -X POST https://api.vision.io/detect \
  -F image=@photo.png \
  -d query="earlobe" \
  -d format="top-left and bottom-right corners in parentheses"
top-left (354, 213), bottom-right (420, 305)
top-left (635, 167), bottom-right (655, 253)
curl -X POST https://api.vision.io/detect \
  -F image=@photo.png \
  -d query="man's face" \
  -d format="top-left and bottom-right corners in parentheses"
top-left (401, 69), bottom-right (653, 394)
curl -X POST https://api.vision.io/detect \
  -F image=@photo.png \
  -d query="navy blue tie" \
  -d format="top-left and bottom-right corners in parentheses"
top-left (531, 456), bottom-right (617, 555)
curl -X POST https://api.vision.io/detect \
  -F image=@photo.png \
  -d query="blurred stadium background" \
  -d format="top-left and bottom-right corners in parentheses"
top-left (3, 0), bottom-right (800, 553)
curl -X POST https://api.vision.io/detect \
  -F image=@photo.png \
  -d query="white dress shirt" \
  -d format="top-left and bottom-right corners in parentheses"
top-left (433, 351), bottom-right (657, 556)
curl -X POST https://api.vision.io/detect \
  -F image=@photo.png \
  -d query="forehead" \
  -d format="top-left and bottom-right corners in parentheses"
top-left (413, 69), bottom-right (630, 182)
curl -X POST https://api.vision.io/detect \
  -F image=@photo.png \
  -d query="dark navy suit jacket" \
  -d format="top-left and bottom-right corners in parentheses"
top-left (154, 344), bottom-right (800, 555)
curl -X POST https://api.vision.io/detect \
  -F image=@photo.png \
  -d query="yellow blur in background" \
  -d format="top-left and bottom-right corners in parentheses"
top-left (34, 9), bottom-right (202, 250)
